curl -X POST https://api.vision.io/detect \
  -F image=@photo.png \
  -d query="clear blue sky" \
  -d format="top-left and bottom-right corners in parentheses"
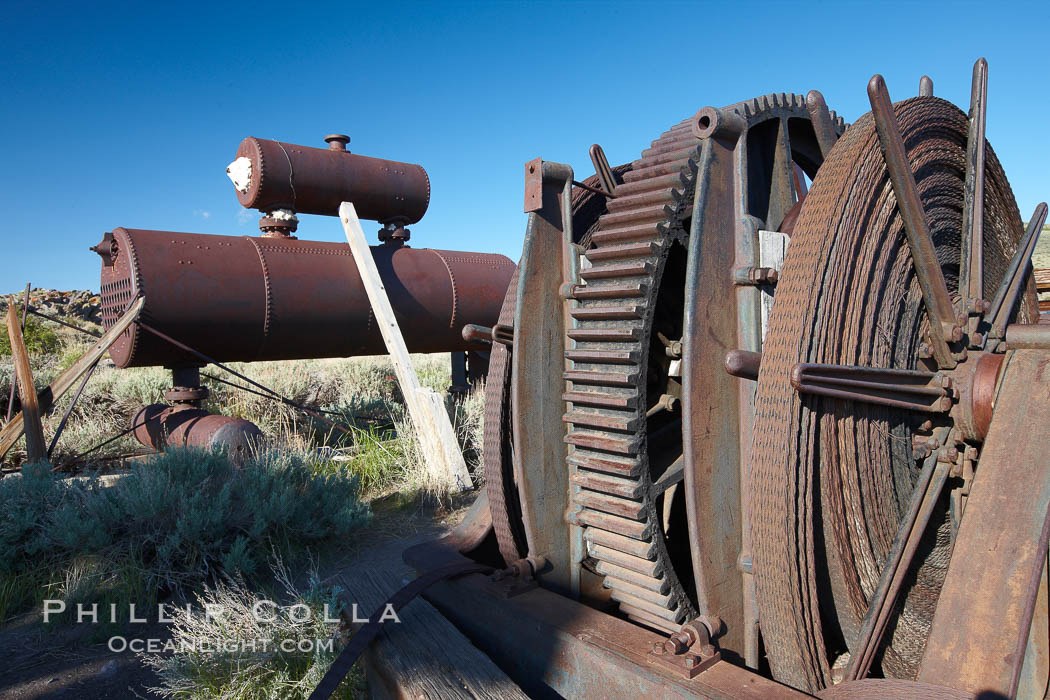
top-left (3, 0), bottom-right (1048, 293)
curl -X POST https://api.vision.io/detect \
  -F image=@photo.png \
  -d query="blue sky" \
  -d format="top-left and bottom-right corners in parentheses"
top-left (3, 1), bottom-right (1048, 292)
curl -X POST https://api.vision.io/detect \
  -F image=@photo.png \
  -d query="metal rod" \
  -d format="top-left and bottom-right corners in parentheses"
top-left (589, 144), bottom-right (617, 196)
top-left (791, 363), bottom-right (950, 412)
top-left (805, 90), bottom-right (838, 160)
top-left (868, 74), bottom-right (958, 369)
top-left (571, 179), bottom-right (616, 199)
top-left (1005, 323), bottom-right (1050, 350)
top-left (724, 349), bottom-right (761, 381)
top-left (960, 58), bottom-right (988, 338)
top-left (6, 284), bottom-right (30, 422)
top-left (136, 322), bottom-right (353, 437)
top-left (987, 203), bottom-right (1048, 340)
top-left (46, 360), bottom-right (98, 458)
top-left (845, 446), bottom-right (949, 680)
top-left (26, 307), bottom-right (101, 338)
top-left (861, 461), bottom-right (951, 677)
top-left (919, 75), bottom-right (934, 97)
top-left (199, 371), bottom-right (374, 421)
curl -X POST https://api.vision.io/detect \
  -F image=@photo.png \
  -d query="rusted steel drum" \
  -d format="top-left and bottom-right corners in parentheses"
top-left (96, 228), bottom-right (515, 368)
top-left (231, 137), bottom-right (430, 223)
top-left (132, 404), bottom-right (263, 456)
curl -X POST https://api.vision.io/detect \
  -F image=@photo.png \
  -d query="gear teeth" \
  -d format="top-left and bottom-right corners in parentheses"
top-left (564, 111), bottom-right (711, 628)
top-left (565, 430), bottom-right (639, 455)
top-left (575, 491), bottom-right (646, 519)
top-left (606, 578), bottom-right (677, 610)
top-left (596, 561), bottom-right (671, 594)
top-left (567, 452), bottom-right (641, 476)
top-left (619, 603), bottom-right (682, 633)
top-left (574, 471), bottom-right (646, 499)
top-left (574, 508), bottom-right (651, 539)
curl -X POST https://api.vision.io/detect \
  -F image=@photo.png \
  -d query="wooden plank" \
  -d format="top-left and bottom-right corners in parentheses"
top-left (1034, 268), bottom-right (1050, 293)
top-left (918, 350), bottom-right (1050, 696)
top-left (338, 202), bottom-right (471, 491)
top-left (0, 296), bottom-right (145, 459)
top-left (337, 567), bottom-right (528, 700)
top-left (758, 229), bottom-right (790, 345)
top-left (5, 283), bottom-right (30, 421)
top-left (7, 301), bottom-right (46, 463)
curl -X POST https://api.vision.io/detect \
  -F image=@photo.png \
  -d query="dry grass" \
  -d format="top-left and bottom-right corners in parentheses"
top-left (1, 317), bottom-right (485, 500)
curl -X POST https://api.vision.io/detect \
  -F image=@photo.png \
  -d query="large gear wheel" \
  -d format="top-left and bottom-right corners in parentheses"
top-left (750, 67), bottom-right (1040, 692)
top-left (563, 94), bottom-right (841, 633)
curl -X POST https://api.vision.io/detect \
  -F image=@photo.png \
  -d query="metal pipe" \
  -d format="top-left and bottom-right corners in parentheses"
top-left (97, 228), bottom-right (515, 368)
top-left (131, 404), bottom-right (263, 458)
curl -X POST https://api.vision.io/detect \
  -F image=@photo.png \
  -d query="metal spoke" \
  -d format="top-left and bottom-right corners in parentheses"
top-left (868, 75), bottom-right (959, 369)
top-left (845, 440), bottom-right (951, 681)
top-left (960, 58), bottom-right (988, 337)
top-left (769, 118), bottom-right (796, 230)
top-left (805, 90), bottom-right (838, 160)
top-left (589, 144), bottom-right (617, 196)
top-left (791, 362), bottom-right (952, 412)
top-left (986, 202), bottom-right (1049, 343)
top-left (919, 75), bottom-right (934, 97)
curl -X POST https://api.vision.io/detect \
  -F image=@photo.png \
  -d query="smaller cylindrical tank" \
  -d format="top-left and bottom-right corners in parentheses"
top-left (132, 404), bottom-right (263, 458)
top-left (229, 136), bottom-right (430, 224)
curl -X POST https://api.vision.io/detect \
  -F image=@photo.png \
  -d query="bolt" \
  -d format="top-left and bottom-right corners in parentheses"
top-left (666, 636), bottom-right (686, 654)
top-left (652, 641), bottom-right (666, 655)
top-left (926, 436), bottom-right (941, 449)
top-left (918, 343), bottom-right (933, 359)
top-left (971, 332), bottom-right (984, 346)
top-left (950, 325), bottom-right (965, 343)
top-left (918, 419), bottom-right (933, 432)
top-left (685, 656), bottom-right (699, 669)
top-left (938, 374), bottom-right (953, 389)
top-left (701, 644), bottom-right (716, 657)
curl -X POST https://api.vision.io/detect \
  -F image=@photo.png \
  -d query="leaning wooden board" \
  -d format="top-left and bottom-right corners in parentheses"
top-left (0, 297), bottom-right (144, 460)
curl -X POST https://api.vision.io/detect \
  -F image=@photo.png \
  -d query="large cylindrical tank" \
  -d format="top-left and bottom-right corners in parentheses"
top-left (230, 137), bottom-right (430, 224)
top-left (96, 228), bottom-right (515, 368)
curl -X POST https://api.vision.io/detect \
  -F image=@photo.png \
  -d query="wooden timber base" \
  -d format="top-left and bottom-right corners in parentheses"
top-left (334, 567), bottom-right (528, 699)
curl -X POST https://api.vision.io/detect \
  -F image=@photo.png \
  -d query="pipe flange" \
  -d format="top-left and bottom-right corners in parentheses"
top-left (259, 216), bottom-right (299, 238)
top-left (164, 385), bottom-right (210, 404)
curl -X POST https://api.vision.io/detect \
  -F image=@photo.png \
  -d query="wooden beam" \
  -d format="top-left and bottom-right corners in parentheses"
top-left (338, 203), bottom-right (471, 491)
top-left (1, 296), bottom-right (145, 460)
top-left (7, 300), bottom-right (46, 463)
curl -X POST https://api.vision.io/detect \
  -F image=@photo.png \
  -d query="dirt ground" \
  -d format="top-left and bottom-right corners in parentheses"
top-left (0, 495), bottom-right (469, 700)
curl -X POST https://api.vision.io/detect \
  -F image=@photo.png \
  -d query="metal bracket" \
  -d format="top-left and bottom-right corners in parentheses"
top-left (646, 621), bottom-right (721, 679)
top-left (488, 555), bottom-right (547, 599)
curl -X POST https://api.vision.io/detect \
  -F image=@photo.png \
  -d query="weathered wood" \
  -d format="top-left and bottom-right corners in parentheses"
top-left (0, 296), bottom-right (145, 459)
top-left (338, 567), bottom-right (528, 700)
top-left (758, 229), bottom-right (790, 344)
top-left (5, 283), bottom-right (30, 422)
top-left (339, 202), bottom-right (471, 491)
top-left (7, 300), bottom-right (46, 463)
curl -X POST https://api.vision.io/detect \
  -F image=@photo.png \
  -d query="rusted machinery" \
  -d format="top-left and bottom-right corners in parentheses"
top-left (404, 59), bottom-right (1050, 698)
top-left (96, 135), bottom-right (515, 452)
